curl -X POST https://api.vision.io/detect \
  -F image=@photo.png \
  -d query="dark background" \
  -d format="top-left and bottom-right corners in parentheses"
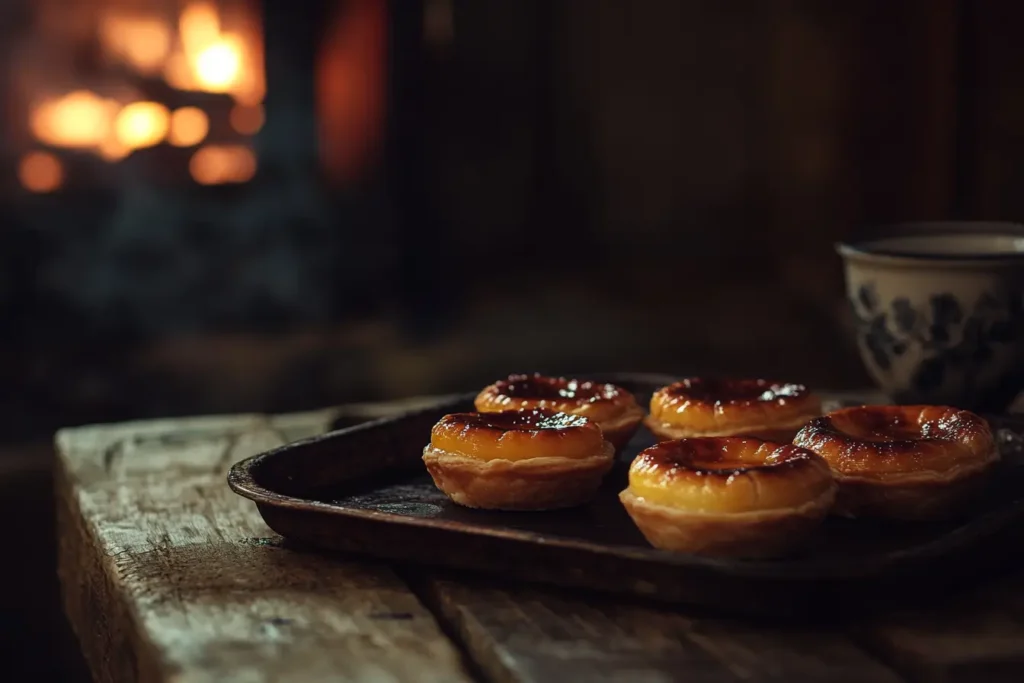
top-left (6, 0), bottom-right (1023, 441)
top-left (2, 0), bottom-right (1024, 680)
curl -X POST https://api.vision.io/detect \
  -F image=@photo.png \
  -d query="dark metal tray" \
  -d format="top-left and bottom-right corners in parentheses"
top-left (228, 373), bottom-right (1024, 615)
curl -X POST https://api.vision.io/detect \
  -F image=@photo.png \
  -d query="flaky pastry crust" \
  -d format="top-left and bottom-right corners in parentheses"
top-left (424, 410), bottom-right (615, 510)
top-left (424, 443), bottom-right (615, 510)
top-left (476, 374), bottom-right (644, 450)
top-left (619, 437), bottom-right (835, 557)
top-left (620, 490), bottom-right (833, 559)
top-left (793, 405), bottom-right (998, 520)
top-left (645, 378), bottom-right (821, 442)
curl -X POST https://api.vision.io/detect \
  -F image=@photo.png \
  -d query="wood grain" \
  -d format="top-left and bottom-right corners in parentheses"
top-left (859, 570), bottom-right (1024, 683)
top-left (56, 409), bottom-right (472, 683)
top-left (422, 578), bottom-right (903, 683)
top-left (56, 390), bottom-right (1024, 683)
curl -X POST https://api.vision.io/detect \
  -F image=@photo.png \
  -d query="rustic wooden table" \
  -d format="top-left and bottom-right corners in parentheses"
top-left (56, 396), bottom-right (1024, 683)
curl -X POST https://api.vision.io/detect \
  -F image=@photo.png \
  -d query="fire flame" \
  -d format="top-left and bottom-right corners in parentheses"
top-left (172, 2), bottom-right (263, 103)
top-left (115, 102), bottom-right (171, 149)
top-left (23, 1), bottom-right (263, 187)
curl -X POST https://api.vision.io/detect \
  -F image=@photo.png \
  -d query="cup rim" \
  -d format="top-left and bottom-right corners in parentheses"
top-left (836, 221), bottom-right (1024, 265)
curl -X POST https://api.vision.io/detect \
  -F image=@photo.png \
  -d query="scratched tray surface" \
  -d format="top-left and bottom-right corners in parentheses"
top-left (229, 374), bottom-right (1024, 614)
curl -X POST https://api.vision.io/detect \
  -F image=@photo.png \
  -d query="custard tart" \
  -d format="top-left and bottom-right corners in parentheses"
top-left (476, 373), bottom-right (644, 450)
top-left (645, 378), bottom-right (821, 442)
top-left (620, 437), bottom-right (835, 558)
top-left (423, 409), bottom-right (615, 510)
top-left (793, 405), bottom-right (998, 520)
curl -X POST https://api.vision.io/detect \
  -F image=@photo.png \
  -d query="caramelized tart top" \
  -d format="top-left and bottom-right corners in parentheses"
top-left (626, 437), bottom-right (834, 514)
top-left (793, 405), bottom-right (997, 478)
top-left (430, 409), bottom-right (605, 462)
top-left (475, 374), bottom-right (639, 424)
top-left (648, 378), bottom-right (821, 434)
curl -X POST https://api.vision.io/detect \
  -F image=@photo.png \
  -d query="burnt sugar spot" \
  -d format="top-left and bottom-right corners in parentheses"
top-left (439, 409), bottom-right (591, 433)
top-left (493, 373), bottom-right (621, 404)
top-left (633, 437), bottom-right (813, 476)
top-left (662, 378), bottom-right (808, 406)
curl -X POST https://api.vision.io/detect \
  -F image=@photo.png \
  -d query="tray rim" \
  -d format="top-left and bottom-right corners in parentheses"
top-left (227, 376), bottom-right (1024, 584)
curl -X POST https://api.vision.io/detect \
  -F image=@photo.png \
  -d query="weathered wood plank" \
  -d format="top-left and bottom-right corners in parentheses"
top-left (56, 411), bottom-right (472, 683)
top-left (859, 570), bottom-right (1024, 683)
top-left (56, 390), bottom-right (1024, 683)
top-left (423, 578), bottom-right (904, 683)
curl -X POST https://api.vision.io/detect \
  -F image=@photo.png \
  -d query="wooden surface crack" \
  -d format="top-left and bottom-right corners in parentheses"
top-left (55, 401), bottom-right (1024, 683)
top-left (57, 411), bottom-right (473, 683)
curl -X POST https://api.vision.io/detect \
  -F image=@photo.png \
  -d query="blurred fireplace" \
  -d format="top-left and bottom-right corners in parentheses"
top-left (9, 0), bottom-right (267, 190)
top-left (0, 0), bottom-right (443, 435)
top-left (0, 0), bottom-right (401, 320)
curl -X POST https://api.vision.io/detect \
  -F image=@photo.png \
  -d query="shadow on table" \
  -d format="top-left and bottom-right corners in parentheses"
top-left (0, 443), bottom-right (91, 683)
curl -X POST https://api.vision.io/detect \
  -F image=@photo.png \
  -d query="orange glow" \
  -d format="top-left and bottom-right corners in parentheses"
top-left (30, 91), bottom-right (117, 149)
top-left (98, 138), bottom-right (132, 161)
top-left (180, 2), bottom-right (222, 56)
top-left (162, 51), bottom-right (194, 92)
top-left (168, 107), bottom-right (210, 147)
top-left (26, 2), bottom-right (266, 168)
top-left (318, 0), bottom-right (386, 184)
top-left (99, 15), bottom-right (172, 74)
top-left (18, 151), bottom-right (64, 193)
top-left (189, 145), bottom-right (257, 185)
top-left (114, 101), bottom-right (170, 149)
top-left (195, 36), bottom-right (243, 92)
top-left (169, 2), bottom-right (265, 103)
top-left (229, 103), bottom-right (264, 134)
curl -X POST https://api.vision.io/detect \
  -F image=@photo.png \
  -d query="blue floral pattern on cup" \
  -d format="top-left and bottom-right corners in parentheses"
top-left (850, 284), bottom-right (1024, 399)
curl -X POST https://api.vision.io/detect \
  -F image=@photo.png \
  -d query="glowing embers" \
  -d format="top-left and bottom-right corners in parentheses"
top-left (18, 151), bottom-right (64, 193)
top-left (99, 1), bottom-right (265, 104)
top-left (229, 104), bottom-right (264, 135)
top-left (169, 107), bottom-right (211, 147)
top-left (115, 102), bottom-right (171, 150)
top-left (30, 91), bottom-right (118, 150)
top-left (99, 14), bottom-right (172, 75)
top-left (189, 145), bottom-right (257, 185)
top-left (167, 1), bottom-right (264, 103)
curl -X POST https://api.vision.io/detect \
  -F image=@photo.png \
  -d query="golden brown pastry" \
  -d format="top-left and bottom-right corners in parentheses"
top-left (793, 405), bottom-right (998, 520)
top-left (619, 437), bottom-right (835, 558)
top-left (423, 409), bottom-right (615, 510)
top-left (475, 374), bottom-right (644, 451)
top-left (644, 378), bottom-right (821, 442)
